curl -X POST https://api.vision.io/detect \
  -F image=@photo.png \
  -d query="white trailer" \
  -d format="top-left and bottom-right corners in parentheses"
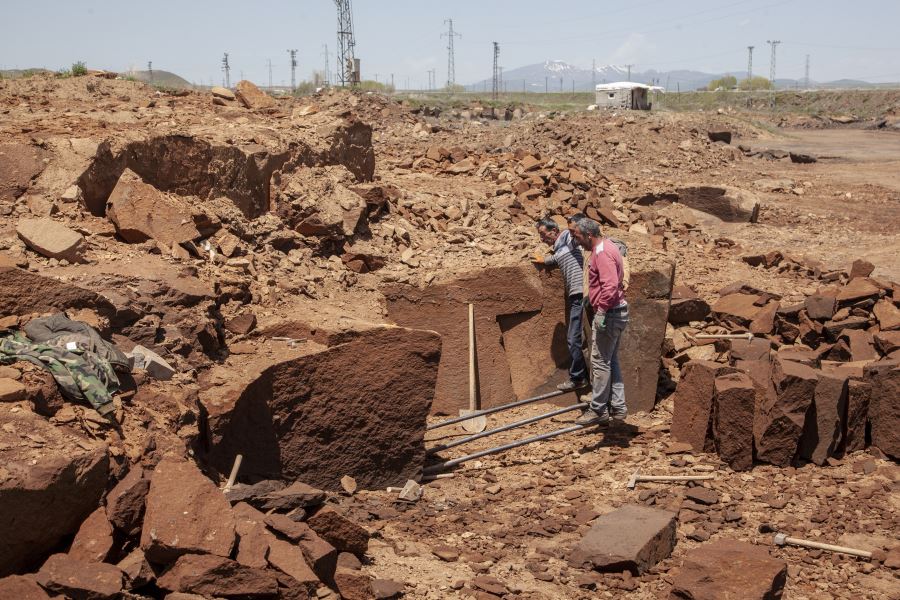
top-left (594, 81), bottom-right (653, 110)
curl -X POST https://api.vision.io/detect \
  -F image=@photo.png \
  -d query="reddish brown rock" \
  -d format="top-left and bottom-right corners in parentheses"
top-left (307, 506), bottom-right (370, 558)
top-left (869, 365), bottom-right (900, 458)
top-left (0, 377), bottom-right (26, 402)
top-left (712, 293), bottom-right (761, 324)
top-left (669, 539), bottom-right (786, 600)
top-left (804, 294), bottom-right (836, 321)
top-left (0, 575), bottom-right (51, 600)
top-left (874, 331), bottom-right (900, 355)
top-left (234, 503), bottom-right (274, 570)
top-left (823, 315), bottom-right (870, 341)
top-left (117, 549), bottom-right (155, 590)
top-left (845, 380), bottom-right (872, 453)
top-left (297, 531), bottom-right (338, 585)
top-left (713, 372), bottom-right (755, 471)
top-left (265, 513), bottom-right (315, 542)
top-left (671, 361), bottom-right (736, 452)
top-left (668, 286), bottom-right (710, 325)
top-left (225, 312), bottom-right (258, 335)
top-left (372, 578), bottom-right (405, 599)
top-left (140, 457), bottom-right (236, 564)
top-left (157, 553), bottom-right (278, 598)
top-left (35, 554), bottom-right (124, 600)
top-left (68, 506), bottom-right (115, 563)
top-left (257, 480), bottom-right (325, 512)
top-left (754, 358), bottom-right (818, 466)
top-left (873, 299), bottom-right (900, 331)
top-left (0, 142), bottom-right (48, 201)
top-left (16, 218), bottom-right (84, 262)
top-left (837, 278), bottom-right (880, 303)
top-left (201, 325), bottom-right (440, 491)
top-left (235, 80), bottom-right (277, 110)
top-left (0, 260), bottom-right (116, 319)
top-left (729, 337), bottom-right (771, 362)
top-left (0, 408), bottom-right (108, 576)
top-left (841, 329), bottom-right (879, 362)
top-left (849, 259), bottom-right (875, 279)
top-left (105, 467), bottom-right (149, 536)
top-left (569, 505), bottom-right (677, 575)
top-left (106, 169), bottom-right (200, 247)
top-left (750, 301), bottom-right (779, 335)
top-left (798, 373), bottom-right (848, 465)
top-left (334, 568), bottom-right (374, 600)
top-left (266, 539), bottom-right (320, 594)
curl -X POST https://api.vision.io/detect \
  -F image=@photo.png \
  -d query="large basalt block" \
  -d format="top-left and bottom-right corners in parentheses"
top-left (200, 325), bottom-right (441, 491)
top-left (798, 373), bottom-right (848, 465)
top-left (713, 372), bottom-right (756, 471)
top-left (754, 358), bottom-right (818, 466)
top-left (157, 554), bottom-right (279, 598)
top-left (669, 539), bottom-right (787, 600)
top-left (671, 361), bottom-right (736, 452)
top-left (106, 169), bottom-right (200, 247)
top-left (0, 408), bottom-right (108, 576)
top-left (870, 365), bottom-right (900, 458)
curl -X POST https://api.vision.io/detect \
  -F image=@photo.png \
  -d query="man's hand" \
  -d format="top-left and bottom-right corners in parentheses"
top-left (595, 312), bottom-right (607, 330)
top-left (531, 253), bottom-right (545, 264)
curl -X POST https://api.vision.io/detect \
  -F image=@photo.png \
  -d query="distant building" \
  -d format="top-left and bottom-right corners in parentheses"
top-left (594, 82), bottom-right (657, 110)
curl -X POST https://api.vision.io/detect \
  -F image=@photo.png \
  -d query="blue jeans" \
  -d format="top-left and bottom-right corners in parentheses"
top-left (567, 294), bottom-right (587, 382)
top-left (589, 307), bottom-right (629, 417)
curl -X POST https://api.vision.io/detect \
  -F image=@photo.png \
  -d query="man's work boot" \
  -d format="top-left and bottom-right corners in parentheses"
top-left (575, 408), bottom-right (609, 426)
top-left (557, 379), bottom-right (587, 392)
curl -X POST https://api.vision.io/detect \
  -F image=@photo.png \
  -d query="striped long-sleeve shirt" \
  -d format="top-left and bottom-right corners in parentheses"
top-left (544, 230), bottom-right (584, 297)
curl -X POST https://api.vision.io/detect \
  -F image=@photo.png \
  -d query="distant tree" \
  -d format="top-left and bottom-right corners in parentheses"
top-left (71, 61), bottom-right (88, 77)
top-left (739, 76), bottom-right (773, 90)
top-left (707, 75), bottom-right (737, 91)
top-left (444, 83), bottom-right (466, 94)
top-left (356, 79), bottom-right (395, 93)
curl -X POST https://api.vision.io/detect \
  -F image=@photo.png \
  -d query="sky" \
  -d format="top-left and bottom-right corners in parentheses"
top-left (2, 0), bottom-right (899, 88)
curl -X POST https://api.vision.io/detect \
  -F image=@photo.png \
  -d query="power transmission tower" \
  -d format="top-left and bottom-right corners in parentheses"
top-left (442, 19), bottom-right (461, 89)
top-left (804, 54), bottom-right (810, 89)
top-left (267, 59), bottom-right (273, 89)
top-left (321, 44), bottom-right (331, 86)
top-left (492, 42), bottom-right (500, 100)
top-left (625, 64), bottom-right (634, 81)
top-left (334, 0), bottom-right (357, 86)
top-left (147, 61), bottom-right (153, 83)
top-left (287, 49), bottom-right (298, 90)
top-left (767, 40), bottom-right (780, 87)
top-left (221, 53), bottom-right (231, 88)
top-left (499, 66), bottom-right (503, 94)
top-left (746, 46), bottom-right (754, 91)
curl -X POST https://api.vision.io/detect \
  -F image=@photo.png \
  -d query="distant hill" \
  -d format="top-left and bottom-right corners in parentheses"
top-left (127, 69), bottom-right (194, 90)
top-left (466, 60), bottom-right (897, 92)
top-left (0, 68), bottom-right (54, 79)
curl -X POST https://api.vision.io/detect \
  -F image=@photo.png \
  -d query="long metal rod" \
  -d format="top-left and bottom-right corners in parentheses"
top-left (423, 423), bottom-right (590, 475)
top-left (426, 388), bottom-right (574, 431)
top-left (428, 402), bottom-right (588, 455)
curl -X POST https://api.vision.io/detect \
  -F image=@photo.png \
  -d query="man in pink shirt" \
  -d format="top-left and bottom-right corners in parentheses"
top-left (570, 218), bottom-right (629, 426)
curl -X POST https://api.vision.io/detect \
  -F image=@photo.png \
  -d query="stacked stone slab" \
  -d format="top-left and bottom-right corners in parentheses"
top-left (671, 270), bottom-right (900, 466)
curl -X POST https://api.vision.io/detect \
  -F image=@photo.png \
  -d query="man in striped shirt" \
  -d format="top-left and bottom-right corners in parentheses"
top-left (533, 218), bottom-right (588, 391)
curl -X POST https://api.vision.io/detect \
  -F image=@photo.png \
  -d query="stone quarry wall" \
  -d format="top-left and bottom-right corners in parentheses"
top-left (385, 262), bottom-right (674, 415)
top-left (199, 325), bottom-right (441, 491)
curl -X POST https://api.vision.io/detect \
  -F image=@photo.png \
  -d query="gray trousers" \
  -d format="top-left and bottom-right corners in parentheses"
top-left (589, 308), bottom-right (629, 416)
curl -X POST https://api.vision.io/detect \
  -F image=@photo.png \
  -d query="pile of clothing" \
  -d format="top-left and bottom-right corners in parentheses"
top-left (0, 313), bottom-right (130, 417)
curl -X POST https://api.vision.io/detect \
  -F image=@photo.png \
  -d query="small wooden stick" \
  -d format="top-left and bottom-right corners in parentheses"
top-left (223, 454), bottom-right (243, 493)
top-left (774, 534), bottom-right (873, 559)
top-left (694, 333), bottom-right (753, 340)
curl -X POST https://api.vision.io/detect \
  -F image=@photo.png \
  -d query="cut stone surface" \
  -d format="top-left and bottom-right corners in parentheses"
top-left (568, 505), bottom-right (677, 575)
top-left (16, 218), bottom-right (84, 261)
top-left (730, 337), bottom-right (771, 362)
top-left (841, 329), bottom-right (879, 362)
top-left (668, 286), bottom-right (710, 325)
top-left (68, 506), bottom-right (115, 563)
top-left (35, 553), bottom-right (123, 600)
top-left (105, 466), bottom-right (149, 536)
top-left (869, 365), bottom-right (900, 458)
top-left (837, 278), bottom-right (880, 303)
top-left (669, 539), bottom-right (787, 600)
top-left (129, 345), bottom-right (176, 380)
top-left (0, 142), bottom-right (48, 201)
top-left (225, 312), bottom-right (257, 335)
top-left (201, 325), bottom-right (440, 491)
top-left (140, 457), bottom-right (236, 564)
top-left (0, 407), bottom-right (108, 577)
top-left (306, 506), bottom-right (370, 558)
top-left (671, 361), bottom-right (737, 452)
top-left (805, 294), bottom-right (837, 320)
top-left (754, 358), bottom-right (818, 466)
top-left (845, 379), bottom-right (872, 453)
top-left (713, 293), bottom-right (761, 324)
top-left (257, 480), bottom-right (325, 512)
top-left (873, 299), bottom-right (900, 331)
top-left (713, 372), bottom-right (755, 471)
top-left (750, 301), bottom-right (779, 335)
top-left (334, 567), bottom-right (374, 600)
top-left (106, 168), bottom-right (200, 247)
top-left (234, 503), bottom-right (274, 569)
top-left (684, 486), bottom-right (719, 505)
top-left (0, 575), bottom-right (51, 600)
top-left (211, 86), bottom-right (236, 101)
top-left (157, 554), bottom-right (278, 598)
top-left (798, 373), bottom-right (848, 465)
top-left (675, 186), bottom-right (759, 223)
top-left (266, 539), bottom-right (320, 592)
top-left (849, 259), bottom-right (875, 279)
top-left (235, 80), bottom-right (277, 110)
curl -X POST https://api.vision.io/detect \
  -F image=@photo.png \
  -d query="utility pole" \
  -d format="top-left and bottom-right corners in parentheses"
top-left (767, 40), bottom-right (780, 88)
top-left (492, 42), bottom-right (500, 100)
top-left (147, 61), bottom-right (153, 83)
top-left (804, 54), bottom-right (810, 89)
top-left (747, 46), bottom-right (754, 91)
top-left (334, 0), bottom-right (357, 86)
top-left (545, 76), bottom-right (548, 93)
top-left (221, 53), bottom-right (231, 88)
top-left (391, 73), bottom-right (394, 89)
top-left (442, 18), bottom-right (461, 89)
top-left (592, 58), bottom-right (596, 89)
top-left (625, 64), bottom-right (634, 81)
top-left (499, 66), bottom-right (503, 95)
top-left (287, 49), bottom-right (298, 90)
top-left (321, 45), bottom-right (330, 86)
top-left (267, 59), bottom-right (273, 89)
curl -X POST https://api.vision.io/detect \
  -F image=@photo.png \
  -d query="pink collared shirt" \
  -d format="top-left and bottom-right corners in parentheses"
top-left (587, 238), bottom-right (625, 313)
